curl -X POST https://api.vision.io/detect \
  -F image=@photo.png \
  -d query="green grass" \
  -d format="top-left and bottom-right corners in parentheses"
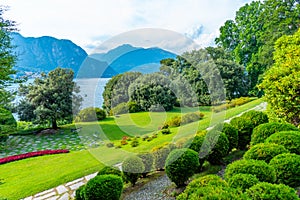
top-left (0, 151), bottom-right (103, 200)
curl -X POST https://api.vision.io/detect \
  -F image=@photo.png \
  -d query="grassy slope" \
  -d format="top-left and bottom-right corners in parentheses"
top-left (0, 98), bottom-right (263, 199)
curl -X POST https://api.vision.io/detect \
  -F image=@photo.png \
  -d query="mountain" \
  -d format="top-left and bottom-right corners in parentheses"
top-left (11, 33), bottom-right (116, 78)
top-left (91, 45), bottom-right (177, 74)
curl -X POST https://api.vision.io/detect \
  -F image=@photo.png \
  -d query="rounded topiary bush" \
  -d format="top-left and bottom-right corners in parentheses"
top-left (152, 146), bottom-right (170, 171)
top-left (265, 131), bottom-right (300, 155)
top-left (228, 173), bottom-right (259, 192)
top-left (241, 110), bottom-right (269, 127)
top-left (244, 143), bottom-right (289, 163)
top-left (224, 159), bottom-right (276, 183)
top-left (137, 152), bottom-right (154, 177)
top-left (251, 122), bottom-right (298, 146)
top-left (0, 107), bottom-right (17, 141)
top-left (75, 185), bottom-right (85, 200)
top-left (122, 156), bottom-right (145, 186)
top-left (230, 117), bottom-right (254, 150)
top-left (246, 182), bottom-right (299, 200)
top-left (74, 107), bottom-right (106, 122)
top-left (213, 123), bottom-right (238, 152)
top-left (165, 148), bottom-right (200, 186)
top-left (269, 153), bottom-right (300, 187)
top-left (97, 166), bottom-right (123, 178)
top-left (84, 174), bottom-right (123, 200)
top-left (206, 131), bottom-right (229, 165)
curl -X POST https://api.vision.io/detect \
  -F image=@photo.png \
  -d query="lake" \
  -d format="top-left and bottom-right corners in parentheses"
top-left (8, 78), bottom-right (110, 109)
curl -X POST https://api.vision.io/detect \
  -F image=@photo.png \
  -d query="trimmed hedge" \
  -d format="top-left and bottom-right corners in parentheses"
top-left (97, 166), bottom-right (123, 178)
top-left (224, 159), bottom-right (276, 183)
top-left (137, 152), bottom-right (154, 177)
top-left (230, 117), bottom-right (254, 150)
top-left (241, 110), bottom-right (269, 127)
top-left (74, 107), bottom-right (106, 122)
top-left (84, 174), bottom-right (123, 200)
top-left (228, 173), bottom-right (259, 192)
top-left (165, 148), bottom-right (200, 186)
top-left (243, 143), bottom-right (289, 163)
top-left (265, 131), bottom-right (300, 155)
top-left (213, 123), bottom-right (238, 152)
top-left (152, 146), bottom-right (170, 171)
top-left (269, 153), bottom-right (300, 187)
top-left (251, 122), bottom-right (298, 146)
top-left (75, 185), bottom-right (85, 200)
top-left (206, 131), bottom-right (229, 165)
top-left (122, 156), bottom-right (145, 186)
top-left (246, 182), bottom-right (299, 200)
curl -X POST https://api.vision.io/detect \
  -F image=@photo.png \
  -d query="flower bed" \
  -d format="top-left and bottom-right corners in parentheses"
top-left (0, 149), bottom-right (69, 164)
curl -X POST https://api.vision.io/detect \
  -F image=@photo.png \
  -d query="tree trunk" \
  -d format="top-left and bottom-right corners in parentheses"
top-left (52, 119), bottom-right (58, 129)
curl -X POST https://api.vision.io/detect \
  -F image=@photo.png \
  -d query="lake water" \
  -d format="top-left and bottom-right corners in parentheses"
top-left (9, 78), bottom-right (110, 109)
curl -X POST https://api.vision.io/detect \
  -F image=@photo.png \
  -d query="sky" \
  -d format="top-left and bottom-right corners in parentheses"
top-left (1, 0), bottom-right (251, 53)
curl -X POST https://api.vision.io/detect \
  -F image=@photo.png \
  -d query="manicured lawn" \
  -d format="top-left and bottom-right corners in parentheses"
top-left (0, 151), bottom-right (103, 199)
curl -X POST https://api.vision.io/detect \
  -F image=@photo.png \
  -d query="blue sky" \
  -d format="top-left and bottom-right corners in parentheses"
top-left (1, 0), bottom-right (251, 53)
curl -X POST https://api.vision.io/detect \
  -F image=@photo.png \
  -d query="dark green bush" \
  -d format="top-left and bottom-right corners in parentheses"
top-left (187, 131), bottom-right (209, 168)
top-left (137, 152), bottom-right (154, 177)
top-left (165, 148), bottom-right (200, 186)
top-left (244, 143), bottom-right (289, 163)
top-left (230, 117), bottom-right (254, 150)
top-left (127, 101), bottom-right (140, 113)
top-left (130, 139), bottom-right (139, 147)
top-left (122, 156), bottom-right (145, 186)
top-left (213, 123), bottom-right (238, 152)
top-left (251, 122), bottom-right (298, 146)
top-left (181, 112), bottom-right (204, 125)
top-left (84, 174), bottom-right (123, 200)
top-left (75, 185), bottom-right (85, 200)
top-left (225, 159), bottom-right (276, 183)
top-left (0, 107), bottom-right (17, 139)
top-left (228, 173), bottom-right (259, 192)
top-left (149, 104), bottom-right (165, 112)
top-left (246, 182), bottom-right (299, 200)
top-left (161, 128), bottom-right (171, 135)
top-left (265, 131), bottom-right (300, 155)
top-left (106, 142), bottom-right (114, 148)
top-left (241, 110), bottom-right (269, 128)
top-left (269, 153), bottom-right (300, 187)
top-left (97, 166), bottom-right (123, 178)
top-left (206, 131), bottom-right (229, 165)
top-left (74, 107), bottom-right (106, 122)
top-left (111, 102), bottom-right (128, 115)
top-left (152, 146), bottom-right (170, 170)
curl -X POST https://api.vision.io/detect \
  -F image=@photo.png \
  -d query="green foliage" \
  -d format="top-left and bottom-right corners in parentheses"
top-left (18, 68), bottom-right (82, 129)
top-left (181, 112), bottom-right (204, 125)
top-left (122, 156), bottom-right (145, 186)
top-left (228, 173), bottom-right (259, 192)
top-left (265, 131), bottom-right (300, 155)
top-left (16, 100), bottom-right (36, 122)
top-left (212, 97), bottom-right (252, 112)
top-left (97, 166), bottom-right (122, 178)
top-left (206, 131), bottom-right (229, 165)
top-left (111, 102), bottom-right (128, 115)
top-left (165, 148), bottom-right (200, 186)
top-left (130, 139), bottom-right (139, 147)
top-left (152, 146), bottom-right (170, 171)
top-left (213, 123), bottom-right (238, 152)
top-left (241, 110), bottom-right (269, 128)
top-left (74, 107), bottom-right (106, 122)
top-left (0, 107), bottom-right (17, 145)
top-left (251, 122), bottom-right (298, 146)
top-left (230, 117), bottom-right (254, 150)
top-left (84, 174), bottom-right (123, 200)
top-left (75, 185), bottom-right (85, 200)
top-left (137, 152), bottom-right (154, 176)
top-left (246, 182), bottom-right (299, 200)
top-left (269, 153), bottom-right (300, 187)
top-left (129, 73), bottom-right (176, 111)
top-left (225, 159), bottom-right (276, 183)
top-left (259, 29), bottom-right (300, 125)
top-left (167, 115), bottom-right (181, 127)
top-left (127, 101), bottom-right (140, 113)
top-left (244, 143), bottom-right (289, 163)
top-left (161, 128), bottom-right (171, 135)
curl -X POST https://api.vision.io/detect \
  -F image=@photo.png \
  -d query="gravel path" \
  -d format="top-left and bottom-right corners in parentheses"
top-left (123, 174), bottom-right (175, 200)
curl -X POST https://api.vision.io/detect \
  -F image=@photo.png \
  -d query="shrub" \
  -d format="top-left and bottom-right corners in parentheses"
top-left (212, 97), bottom-right (251, 113)
top-left (206, 131), bottom-right (229, 165)
top-left (269, 153), bottom-right (300, 187)
top-left (127, 101), bottom-right (140, 113)
top-left (84, 174), bottom-right (123, 200)
top-left (152, 146), bottom-right (170, 170)
top-left (120, 140), bottom-right (128, 145)
top-left (230, 117), bottom-right (254, 150)
top-left (137, 152), bottom-right (154, 177)
top-left (167, 115), bottom-right (181, 127)
top-left (130, 139), bottom-right (139, 147)
top-left (97, 166), bottom-right (122, 178)
top-left (187, 131), bottom-right (209, 167)
top-left (106, 142), bottom-right (114, 148)
top-left (0, 107), bottom-right (17, 141)
top-left (246, 182), bottom-right (299, 200)
top-left (244, 143), bottom-right (289, 163)
top-left (122, 156), bottom-right (145, 186)
top-left (181, 112), bottom-right (204, 125)
top-left (251, 122), bottom-right (298, 146)
top-left (74, 107), bottom-right (106, 122)
top-left (213, 123), bottom-right (238, 152)
top-left (228, 173), bottom-right (259, 192)
top-left (241, 110), bottom-right (269, 127)
top-left (142, 135), bottom-right (149, 141)
top-left (75, 185), bottom-right (85, 200)
top-left (224, 159), bottom-right (276, 183)
top-left (265, 131), bottom-right (300, 155)
top-left (161, 128), bottom-right (171, 135)
top-left (111, 102), bottom-right (128, 115)
top-left (149, 104), bottom-right (165, 112)
top-left (165, 148), bottom-right (200, 186)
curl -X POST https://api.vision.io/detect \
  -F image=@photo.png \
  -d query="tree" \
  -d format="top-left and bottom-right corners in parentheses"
top-left (0, 7), bottom-right (17, 106)
top-left (216, 0), bottom-right (300, 94)
top-left (18, 67), bottom-right (82, 129)
top-left (259, 29), bottom-right (300, 126)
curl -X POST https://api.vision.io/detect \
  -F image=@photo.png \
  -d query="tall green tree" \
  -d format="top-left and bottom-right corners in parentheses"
top-left (0, 7), bottom-right (17, 106)
top-left (216, 0), bottom-right (300, 94)
top-left (18, 68), bottom-right (82, 129)
top-left (259, 29), bottom-right (300, 126)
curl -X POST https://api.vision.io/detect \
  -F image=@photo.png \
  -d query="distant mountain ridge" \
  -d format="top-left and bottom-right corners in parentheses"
top-left (11, 33), bottom-right (177, 78)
